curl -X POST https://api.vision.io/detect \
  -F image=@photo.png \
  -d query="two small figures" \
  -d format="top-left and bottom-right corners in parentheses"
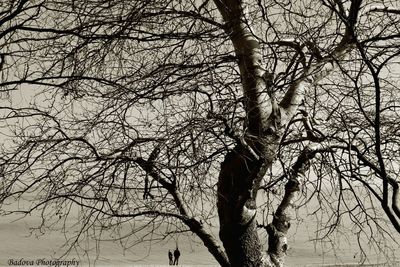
top-left (168, 247), bottom-right (181, 265)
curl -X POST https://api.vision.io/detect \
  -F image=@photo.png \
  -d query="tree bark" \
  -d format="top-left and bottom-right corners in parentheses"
top-left (217, 144), bottom-right (274, 267)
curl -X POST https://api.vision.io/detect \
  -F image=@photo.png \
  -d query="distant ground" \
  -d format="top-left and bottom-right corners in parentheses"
top-left (0, 195), bottom-right (399, 266)
top-left (1, 214), bottom-right (398, 267)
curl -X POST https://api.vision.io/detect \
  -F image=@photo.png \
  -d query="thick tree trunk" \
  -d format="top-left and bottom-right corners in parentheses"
top-left (217, 147), bottom-right (265, 267)
top-left (217, 143), bottom-right (277, 267)
top-left (219, 216), bottom-right (266, 267)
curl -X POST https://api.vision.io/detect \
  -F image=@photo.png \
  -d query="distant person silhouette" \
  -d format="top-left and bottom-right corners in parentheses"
top-left (173, 247), bottom-right (180, 265)
top-left (168, 249), bottom-right (173, 265)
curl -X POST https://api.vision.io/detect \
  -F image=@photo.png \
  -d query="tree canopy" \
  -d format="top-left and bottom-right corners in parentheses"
top-left (1, 1), bottom-right (400, 266)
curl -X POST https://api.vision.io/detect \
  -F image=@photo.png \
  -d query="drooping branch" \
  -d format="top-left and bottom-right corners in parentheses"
top-left (337, 0), bottom-right (400, 232)
top-left (330, 144), bottom-right (400, 233)
top-left (135, 155), bottom-right (230, 267)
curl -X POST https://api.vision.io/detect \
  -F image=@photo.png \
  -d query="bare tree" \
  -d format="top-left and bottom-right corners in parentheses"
top-left (1, 0), bottom-right (400, 266)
